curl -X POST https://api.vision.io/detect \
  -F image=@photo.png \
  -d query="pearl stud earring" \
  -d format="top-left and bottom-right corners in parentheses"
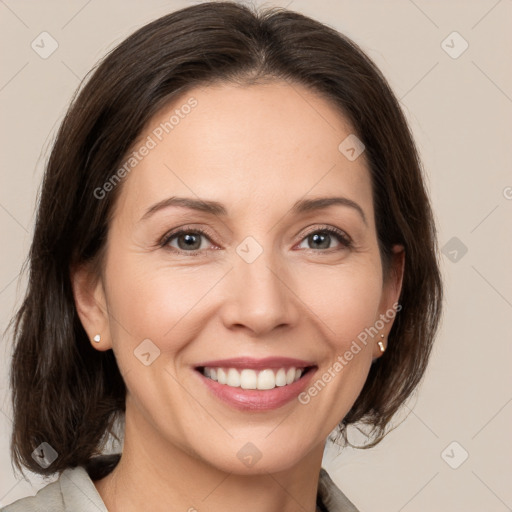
top-left (93, 334), bottom-right (101, 343)
top-left (377, 334), bottom-right (385, 353)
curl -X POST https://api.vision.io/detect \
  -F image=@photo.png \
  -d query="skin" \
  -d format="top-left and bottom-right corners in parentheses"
top-left (72, 81), bottom-right (404, 512)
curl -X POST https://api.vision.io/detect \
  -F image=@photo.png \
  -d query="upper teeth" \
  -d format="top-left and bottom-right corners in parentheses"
top-left (203, 367), bottom-right (304, 390)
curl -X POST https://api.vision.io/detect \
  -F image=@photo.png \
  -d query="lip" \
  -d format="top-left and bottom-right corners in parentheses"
top-left (194, 362), bottom-right (318, 411)
top-left (194, 356), bottom-right (315, 370)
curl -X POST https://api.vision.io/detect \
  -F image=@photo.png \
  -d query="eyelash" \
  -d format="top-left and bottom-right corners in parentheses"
top-left (159, 224), bottom-right (353, 256)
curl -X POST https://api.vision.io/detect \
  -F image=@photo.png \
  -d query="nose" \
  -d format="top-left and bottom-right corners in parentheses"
top-left (219, 246), bottom-right (300, 337)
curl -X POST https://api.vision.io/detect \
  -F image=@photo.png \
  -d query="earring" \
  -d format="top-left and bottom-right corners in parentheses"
top-left (93, 334), bottom-right (101, 343)
top-left (377, 334), bottom-right (385, 353)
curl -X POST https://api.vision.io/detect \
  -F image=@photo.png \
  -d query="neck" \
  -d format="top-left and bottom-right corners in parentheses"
top-left (94, 402), bottom-right (325, 512)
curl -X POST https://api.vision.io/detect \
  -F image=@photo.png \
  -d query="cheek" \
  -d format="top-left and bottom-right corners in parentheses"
top-left (292, 264), bottom-right (383, 437)
top-left (107, 252), bottom-right (383, 334)
top-left (296, 261), bottom-right (384, 345)
top-left (103, 250), bottom-right (225, 351)
top-left (104, 233), bottom-right (384, 364)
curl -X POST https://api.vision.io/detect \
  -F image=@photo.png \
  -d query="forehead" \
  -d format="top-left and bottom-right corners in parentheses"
top-left (114, 81), bottom-right (374, 225)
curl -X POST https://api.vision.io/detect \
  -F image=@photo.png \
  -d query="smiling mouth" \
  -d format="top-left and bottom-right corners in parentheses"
top-left (196, 366), bottom-right (315, 391)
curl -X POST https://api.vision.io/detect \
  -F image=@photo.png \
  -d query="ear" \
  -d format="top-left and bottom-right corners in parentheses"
top-left (372, 244), bottom-right (405, 359)
top-left (70, 262), bottom-right (112, 352)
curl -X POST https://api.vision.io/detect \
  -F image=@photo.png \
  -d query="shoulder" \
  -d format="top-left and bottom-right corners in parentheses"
top-left (318, 467), bottom-right (360, 512)
top-left (1, 477), bottom-right (64, 512)
top-left (1, 464), bottom-right (108, 512)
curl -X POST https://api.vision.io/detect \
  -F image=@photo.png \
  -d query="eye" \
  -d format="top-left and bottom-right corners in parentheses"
top-left (296, 226), bottom-right (352, 252)
top-left (161, 227), bottom-right (215, 255)
top-left (160, 224), bottom-right (352, 256)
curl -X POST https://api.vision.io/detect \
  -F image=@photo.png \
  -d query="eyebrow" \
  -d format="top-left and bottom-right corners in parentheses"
top-left (140, 195), bottom-right (367, 225)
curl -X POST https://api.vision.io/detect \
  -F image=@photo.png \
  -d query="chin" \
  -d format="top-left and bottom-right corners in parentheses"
top-left (195, 433), bottom-right (319, 476)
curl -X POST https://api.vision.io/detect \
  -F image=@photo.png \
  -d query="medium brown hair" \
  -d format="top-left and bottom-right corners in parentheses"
top-left (7, 1), bottom-right (442, 477)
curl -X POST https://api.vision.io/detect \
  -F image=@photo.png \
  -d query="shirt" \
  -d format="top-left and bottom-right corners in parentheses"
top-left (1, 454), bottom-right (360, 511)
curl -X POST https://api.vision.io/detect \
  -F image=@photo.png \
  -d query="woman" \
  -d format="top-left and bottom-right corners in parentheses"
top-left (2, 2), bottom-right (442, 511)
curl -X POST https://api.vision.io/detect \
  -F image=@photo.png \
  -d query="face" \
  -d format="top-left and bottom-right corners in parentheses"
top-left (75, 81), bottom-right (403, 475)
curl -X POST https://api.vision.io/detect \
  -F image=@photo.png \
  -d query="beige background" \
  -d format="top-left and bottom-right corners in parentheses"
top-left (1, 0), bottom-right (511, 510)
